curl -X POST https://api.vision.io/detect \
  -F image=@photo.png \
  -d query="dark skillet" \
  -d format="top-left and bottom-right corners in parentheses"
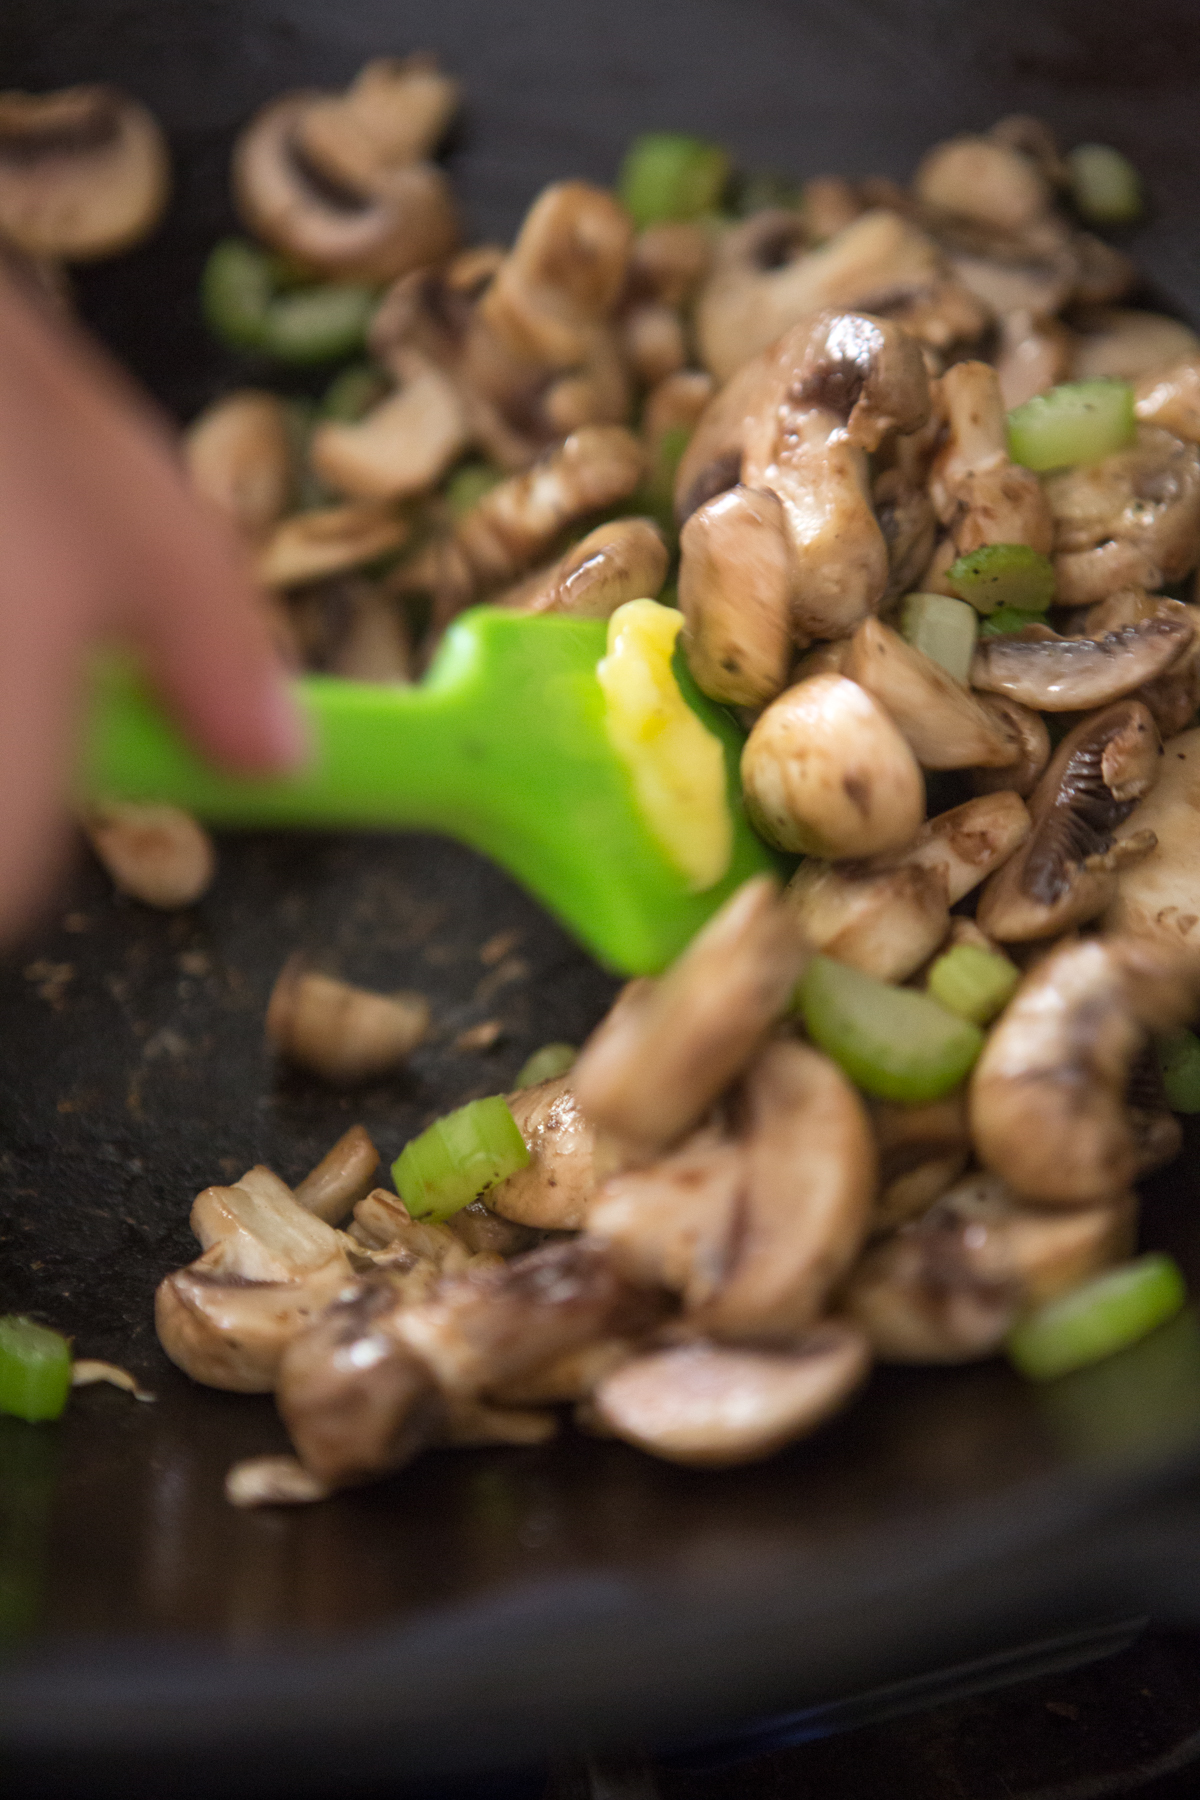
top-left (5, 1), bottom-right (1200, 1793)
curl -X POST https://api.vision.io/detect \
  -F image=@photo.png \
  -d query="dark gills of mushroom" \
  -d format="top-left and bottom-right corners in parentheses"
top-left (0, 85), bottom-right (170, 260)
top-left (844, 1172), bottom-right (1134, 1363)
top-left (571, 876), bottom-right (808, 1171)
top-left (277, 1239), bottom-right (649, 1487)
top-left (1044, 427), bottom-right (1200, 606)
top-left (968, 936), bottom-right (1200, 1207)
top-left (587, 1039), bottom-right (875, 1342)
top-left (969, 614), bottom-right (1194, 712)
top-left (976, 701), bottom-right (1161, 941)
top-left (591, 1326), bottom-right (872, 1468)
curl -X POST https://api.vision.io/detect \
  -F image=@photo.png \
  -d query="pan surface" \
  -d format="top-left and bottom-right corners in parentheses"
top-left (5, 1), bottom-right (1200, 1791)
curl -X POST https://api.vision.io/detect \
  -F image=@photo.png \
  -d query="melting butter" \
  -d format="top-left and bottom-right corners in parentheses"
top-left (597, 599), bottom-right (732, 892)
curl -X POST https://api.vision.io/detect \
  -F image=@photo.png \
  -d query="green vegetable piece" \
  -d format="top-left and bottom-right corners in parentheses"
top-left (946, 543), bottom-right (1056, 616)
top-left (393, 1095), bottom-right (531, 1221)
top-left (899, 593), bottom-right (978, 683)
top-left (1007, 379), bottom-right (1136, 473)
top-left (1007, 1254), bottom-right (1186, 1382)
top-left (319, 363), bottom-right (390, 423)
top-left (927, 943), bottom-right (1019, 1025)
top-left (1156, 1029), bottom-right (1200, 1114)
top-left (201, 238), bottom-right (274, 352)
top-left (201, 236), bottom-right (376, 364)
top-left (619, 132), bottom-right (730, 228)
top-left (980, 605), bottom-right (1051, 638)
top-left (445, 460), bottom-right (504, 518)
top-left (515, 1042), bottom-right (577, 1089)
top-left (0, 1317), bottom-right (72, 1423)
top-left (1068, 143), bottom-right (1143, 225)
top-left (797, 955), bottom-right (984, 1102)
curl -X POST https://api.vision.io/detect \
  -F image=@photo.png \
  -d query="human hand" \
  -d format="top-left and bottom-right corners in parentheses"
top-left (0, 267), bottom-right (306, 937)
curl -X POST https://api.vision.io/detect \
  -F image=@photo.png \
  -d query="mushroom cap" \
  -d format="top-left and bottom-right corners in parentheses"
top-left (256, 500), bottom-right (410, 589)
top-left (155, 1254), bottom-right (351, 1393)
top-left (914, 135), bottom-right (1052, 235)
top-left (1045, 427), bottom-right (1200, 605)
top-left (970, 613), bottom-right (1195, 712)
top-left (490, 1074), bottom-right (598, 1230)
top-left (83, 802), bottom-right (216, 909)
top-left (184, 390), bottom-right (294, 542)
top-left (0, 84), bottom-right (169, 259)
top-left (266, 960), bottom-right (430, 1084)
top-left (1071, 307), bottom-right (1200, 383)
top-left (679, 484), bottom-right (795, 707)
top-left (844, 618), bottom-right (1020, 770)
top-left (233, 91), bottom-right (459, 282)
top-left (1105, 724), bottom-right (1200, 949)
top-left (309, 358), bottom-right (469, 501)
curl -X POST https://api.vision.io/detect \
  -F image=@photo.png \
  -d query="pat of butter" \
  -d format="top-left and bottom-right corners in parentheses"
top-left (597, 598), bottom-right (732, 892)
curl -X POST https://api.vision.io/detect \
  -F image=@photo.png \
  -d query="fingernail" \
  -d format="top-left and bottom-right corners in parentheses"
top-left (259, 676), bottom-right (311, 771)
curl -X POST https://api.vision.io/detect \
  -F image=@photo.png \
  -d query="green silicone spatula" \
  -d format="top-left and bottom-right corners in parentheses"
top-left (81, 605), bottom-right (781, 975)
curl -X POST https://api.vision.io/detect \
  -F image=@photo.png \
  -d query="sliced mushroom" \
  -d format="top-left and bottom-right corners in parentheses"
top-left (995, 310), bottom-right (1073, 409)
top-left (226, 1454), bottom-right (333, 1508)
top-left (491, 1336), bottom-right (639, 1406)
top-left (498, 517), bottom-right (668, 619)
top-left (620, 302), bottom-right (687, 386)
top-left (232, 82), bottom-right (459, 282)
top-left (872, 464), bottom-right (938, 606)
top-left (785, 791), bottom-right (1030, 982)
top-left (1070, 308), bottom-right (1200, 383)
top-left (741, 673), bottom-right (926, 858)
top-left (871, 1093), bottom-right (972, 1230)
top-left (1045, 428), bottom-right (1200, 605)
top-left (266, 957), bottom-right (430, 1084)
top-left (309, 354), bottom-right (469, 500)
top-left (914, 134), bottom-right (1052, 235)
top-left (445, 1200), bottom-right (544, 1258)
top-left (184, 391), bottom-right (294, 542)
top-left (256, 501), bottom-right (410, 589)
top-left (0, 85), bottom-right (169, 260)
top-left (844, 1172), bottom-right (1135, 1361)
top-left (346, 1189), bottom-right (472, 1281)
top-left (969, 695), bottom-right (1052, 798)
top-left (294, 1123), bottom-right (380, 1224)
top-left (488, 1074), bottom-right (598, 1230)
top-left (968, 935), bottom-right (1200, 1206)
top-left (1105, 725), bottom-right (1200, 949)
top-left (627, 220), bottom-right (713, 308)
top-left (591, 1326), bottom-right (871, 1467)
top-left (843, 618), bottom-right (1022, 769)
top-left (587, 1038), bottom-right (875, 1341)
top-left (694, 209), bottom-right (987, 383)
top-left (287, 573), bottom-right (412, 681)
top-left (926, 360), bottom-right (1053, 560)
top-left (678, 485), bottom-right (795, 706)
top-left (641, 368), bottom-right (717, 460)
top-left (571, 875), bottom-right (808, 1169)
top-left (977, 701), bottom-right (1161, 942)
top-left (970, 614), bottom-right (1194, 711)
top-left (1135, 356), bottom-right (1200, 443)
top-left (83, 803), bottom-right (216, 909)
top-left (293, 55), bottom-right (459, 189)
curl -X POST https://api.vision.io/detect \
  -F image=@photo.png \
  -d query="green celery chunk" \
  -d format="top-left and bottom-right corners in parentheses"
top-left (619, 132), bottom-right (730, 228)
top-left (445, 460), bottom-right (504, 518)
top-left (1156, 1029), bottom-right (1200, 1114)
top-left (201, 238), bottom-right (274, 351)
top-left (319, 362), bottom-right (390, 422)
top-left (515, 1042), bottom-right (577, 1089)
top-left (393, 1095), bottom-right (531, 1222)
top-left (981, 606), bottom-right (1051, 638)
top-left (797, 956), bottom-right (984, 1102)
top-left (0, 1317), bottom-right (72, 1423)
top-left (946, 543), bottom-right (1056, 616)
top-left (900, 593), bottom-right (978, 683)
top-left (1008, 379), bottom-right (1135, 473)
top-left (1068, 143), bottom-right (1143, 225)
top-left (260, 284), bottom-right (377, 364)
top-left (927, 943), bottom-right (1019, 1025)
top-left (201, 236), bottom-right (376, 364)
top-left (1007, 1255), bottom-right (1186, 1381)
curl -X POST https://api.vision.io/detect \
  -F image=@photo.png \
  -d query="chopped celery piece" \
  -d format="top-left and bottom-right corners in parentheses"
top-left (445, 460), bottom-right (504, 518)
top-left (515, 1042), bottom-right (577, 1089)
top-left (797, 956), bottom-right (984, 1102)
top-left (319, 362), bottom-right (389, 422)
top-left (618, 132), bottom-right (730, 228)
top-left (0, 1317), bottom-right (72, 1423)
top-left (201, 238), bottom-right (274, 351)
top-left (393, 1095), bottom-right (530, 1222)
top-left (981, 605), bottom-right (1051, 638)
top-left (900, 593), bottom-right (978, 684)
top-left (927, 943), bottom-right (1019, 1025)
top-left (1068, 143), bottom-right (1143, 225)
top-left (1007, 1255), bottom-right (1186, 1381)
top-left (1007, 379), bottom-right (1135, 473)
top-left (201, 236), bottom-right (375, 363)
top-left (1156, 1030), bottom-right (1200, 1114)
top-left (946, 543), bottom-right (1056, 616)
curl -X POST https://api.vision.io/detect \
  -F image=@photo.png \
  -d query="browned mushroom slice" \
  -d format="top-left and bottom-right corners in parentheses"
top-left (184, 391), bottom-right (294, 542)
top-left (968, 936), bottom-right (1200, 1207)
top-left (0, 85), bottom-right (170, 260)
top-left (83, 802), bottom-right (216, 909)
top-left (969, 695), bottom-right (1051, 798)
top-left (977, 702), bottom-right (1160, 942)
top-left (1105, 725), bottom-right (1200, 950)
top-left (498, 517), bottom-right (669, 619)
top-left (310, 354), bottom-right (470, 500)
top-left (741, 674), bottom-right (926, 859)
top-left (843, 619), bottom-right (1020, 769)
top-left (871, 1093), bottom-right (972, 1230)
top-left (678, 485), bottom-right (795, 706)
top-left (1135, 356), bottom-right (1200, 443)
top-left (995, 310), bottom-right (1074, 410)
top-left (488, 1074), bottom-right (598, 1230)
top-left (873, 465), bottom-right (938, 605)
top-left (915, 135), bottom-right (1052, 234)
top-left (592, 1326), bottom-right (871, 1467)
top-left (257, 501), bottom-right (410, 589)
top-left (1045, 428), bottom-right (1200, 605)
top-left (293, 55), bottom-right (460, 188)
top-left (445, 1201), bottom-right (544, 1258)
top-left (588, 1039), bottom-right (875, 1341)
top-left (266, 957), bottom-right (430, 1084)
top-left (642, 368), bottom-right (717, 465)
top-left (970, 615), bottom-right (1193, 712)
top-left (844, 1173), bottom-right (1135, 1362)
top-left (294, 1124), bottom-right (380, 1224)
top-left (347, 1189), bottom-right (472, 1281)
top-left (926, 361), bottom-right (1054, 562)
top-left (1070, 308), bottom-right (1199, 383)
top-left (491, 1336), bottom-right (639, 1406)
top-left (287, 575), bottom-right (412, 681)
top-left (570, 876), bottom-right (808, 1168)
